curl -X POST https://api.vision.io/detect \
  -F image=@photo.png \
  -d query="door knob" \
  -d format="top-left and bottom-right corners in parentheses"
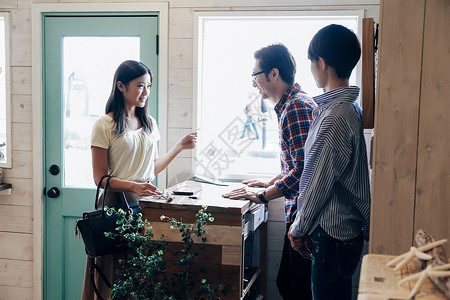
top-left (49, 164), bottom-right (60, 175)
top-left (47, 187), bottom-right (60, 198)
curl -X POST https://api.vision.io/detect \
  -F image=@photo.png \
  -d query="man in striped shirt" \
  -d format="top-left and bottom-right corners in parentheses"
top-left (288, 24), bottom-right (371, 300)
top-left (223, 43), bottom-right (316, 299)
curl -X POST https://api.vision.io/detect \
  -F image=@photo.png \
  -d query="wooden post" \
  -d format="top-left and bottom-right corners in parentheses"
top-left (370, 0), bottom-right (425, 255)
top-left (362, 18), bottom-right (375, 129)
top-left (413, 0), bottom-right (450, 246)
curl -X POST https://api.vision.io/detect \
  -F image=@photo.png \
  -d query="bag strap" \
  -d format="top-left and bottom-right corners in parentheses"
top-left (95, 175), bottom-right (132, 212)
top-left (95, 175), bottom-right (112, 210)
top-left (118, 192), bottom-right (132, 214)
top-left (89, 257), bottom-right (112, 300)
top-left (100, 176), bottom-right (114, 210)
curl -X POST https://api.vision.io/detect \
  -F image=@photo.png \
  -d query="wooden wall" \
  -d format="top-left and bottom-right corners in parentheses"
top-left (371, 0), bottom-right (450, 255)
top-left (0, 0), bottom-right (34, 299)
top-left (0, 0), bottom-right (379, 299)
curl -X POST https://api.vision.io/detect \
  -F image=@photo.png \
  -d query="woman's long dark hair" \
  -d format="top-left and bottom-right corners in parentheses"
top-left (105, 60), bottom-right (153, 135)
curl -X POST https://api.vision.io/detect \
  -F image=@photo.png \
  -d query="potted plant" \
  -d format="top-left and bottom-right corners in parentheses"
top-left (105, 205), bottom-right (233, 300)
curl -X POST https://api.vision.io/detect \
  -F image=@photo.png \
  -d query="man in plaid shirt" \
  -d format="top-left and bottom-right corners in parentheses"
top-left (223, 43), bottom-right (316, 299)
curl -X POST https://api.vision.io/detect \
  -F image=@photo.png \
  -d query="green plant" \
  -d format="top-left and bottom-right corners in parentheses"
top-left (105, 205), bottom-right (232, 300)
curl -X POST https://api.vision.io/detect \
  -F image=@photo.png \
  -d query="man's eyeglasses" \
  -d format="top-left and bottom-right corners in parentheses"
top-left (251, 70), bottom-right (264, 81)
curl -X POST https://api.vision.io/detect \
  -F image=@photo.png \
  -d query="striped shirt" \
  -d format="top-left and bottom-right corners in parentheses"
top-left (274, 83), bottom-right (316, 223)
top-left (290, 86), bottom-right (370, 240)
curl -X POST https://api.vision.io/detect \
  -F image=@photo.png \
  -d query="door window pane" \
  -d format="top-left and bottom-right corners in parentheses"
top-left (63, 37), bottom-right (140, 187)
top-left (195, 13), bottom-right (361, 180)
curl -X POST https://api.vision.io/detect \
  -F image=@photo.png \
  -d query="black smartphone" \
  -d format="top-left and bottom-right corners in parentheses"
top-left (172, 190), bottom-right (194, 196)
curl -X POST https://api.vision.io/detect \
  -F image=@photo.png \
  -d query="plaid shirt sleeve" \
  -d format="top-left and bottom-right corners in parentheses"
top-left (275, 100), bottom-right (313, 199)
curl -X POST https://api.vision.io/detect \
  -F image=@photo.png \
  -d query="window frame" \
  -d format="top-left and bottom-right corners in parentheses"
top-left (193, 10), bottom-right (364, 181)
top-left (0, 12), bottom-right (11, 168)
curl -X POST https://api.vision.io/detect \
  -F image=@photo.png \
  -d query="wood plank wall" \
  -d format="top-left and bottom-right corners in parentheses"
top-left (371, 0), bottom-right (450, 255)
top-left (414, 0), bottom-right (450, 247)
top-left (0, 0), bottom-right (34, 298)
top-left (371, 0), bottom-right (425, 254)
top-left (0, 1), bottom-right (379, 299)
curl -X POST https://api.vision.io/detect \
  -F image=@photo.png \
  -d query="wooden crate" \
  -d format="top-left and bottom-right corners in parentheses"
top-left (358, 254), bottom-right (448, 299)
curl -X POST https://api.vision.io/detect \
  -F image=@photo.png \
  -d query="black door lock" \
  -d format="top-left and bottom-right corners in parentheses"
top-left (49, 164), bottom-right (60, 176)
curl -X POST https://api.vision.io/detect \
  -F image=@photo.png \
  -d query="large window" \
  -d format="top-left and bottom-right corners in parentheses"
top-left (194, 11), bottom-right (362, 180)
top-left (0, 13), bottom-right (10, 168)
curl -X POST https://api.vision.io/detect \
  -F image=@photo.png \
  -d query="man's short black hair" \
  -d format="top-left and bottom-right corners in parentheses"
top-left (254, 43), bottom-right (296, 85)
top-left (308, 24), bottom-right (361, 79)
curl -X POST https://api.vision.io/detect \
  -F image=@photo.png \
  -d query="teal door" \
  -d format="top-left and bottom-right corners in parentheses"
top-left (43, 14), bottom-right (158, 299)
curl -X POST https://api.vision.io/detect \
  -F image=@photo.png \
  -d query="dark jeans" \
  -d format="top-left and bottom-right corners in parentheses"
top-left (310, 226), bottom-right (363, 300)
top-left (276, 224), bottom-right (312, 300)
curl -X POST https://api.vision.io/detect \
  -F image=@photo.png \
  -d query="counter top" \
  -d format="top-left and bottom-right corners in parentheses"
top-left (139, 180), bottom-right (258, 214)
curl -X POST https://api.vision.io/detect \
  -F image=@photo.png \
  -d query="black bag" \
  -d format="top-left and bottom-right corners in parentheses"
top-left (75, 175), bottom-right (142, 258)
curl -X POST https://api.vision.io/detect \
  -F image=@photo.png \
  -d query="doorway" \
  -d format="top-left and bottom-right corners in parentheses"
top-left (42, 13), bottom-right (158, 299)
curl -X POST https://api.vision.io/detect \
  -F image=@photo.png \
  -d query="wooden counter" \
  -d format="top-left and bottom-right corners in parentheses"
top-left (358, 254), bottom-right (448, 299)
top-left (139, 180), bottom-right (267, 300)
top-left (140, 180), bottom-right (251, 214)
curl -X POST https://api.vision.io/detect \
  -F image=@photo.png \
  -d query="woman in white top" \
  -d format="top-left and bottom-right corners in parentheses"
top-left (82, 60), bottom-right (196, 300)
top-left (92, 60), bottom-right (196, 196)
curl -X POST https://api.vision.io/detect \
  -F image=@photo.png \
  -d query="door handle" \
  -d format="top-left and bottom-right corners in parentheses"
top-left (47, 187), bottom-right (61, 198)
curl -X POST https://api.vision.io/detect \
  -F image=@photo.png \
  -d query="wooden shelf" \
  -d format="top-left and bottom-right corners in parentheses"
top-left (0, 183), bottom-right (12, 195)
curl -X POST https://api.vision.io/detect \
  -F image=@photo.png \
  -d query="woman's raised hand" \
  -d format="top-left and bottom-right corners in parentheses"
top-left (178, 131), bottom-right (197, 150)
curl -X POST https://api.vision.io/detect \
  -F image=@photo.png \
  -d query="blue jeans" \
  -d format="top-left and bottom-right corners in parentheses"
top-left (310, 226), bottom-right (363, 300)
